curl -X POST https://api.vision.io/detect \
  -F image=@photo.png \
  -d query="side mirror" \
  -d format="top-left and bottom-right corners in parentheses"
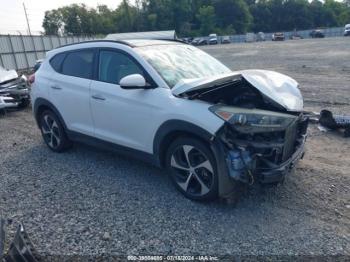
top-left (120, 74), bottom-right (147, 89)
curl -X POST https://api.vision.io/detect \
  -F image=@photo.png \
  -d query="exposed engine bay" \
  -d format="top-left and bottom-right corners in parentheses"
top-left (185, 77), bottom-right (285, 112)
top-left (176, 73), bottom-right (309, 184)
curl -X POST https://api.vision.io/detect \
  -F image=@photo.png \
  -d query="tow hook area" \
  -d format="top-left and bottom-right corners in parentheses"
top-left (0, 218), bottom-right (40, 262)
top-left (225, 149), bottom-right (255, 185)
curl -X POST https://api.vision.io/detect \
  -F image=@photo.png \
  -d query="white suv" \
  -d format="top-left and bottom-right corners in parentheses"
top-left (31, 39), bottom-right (308, 201)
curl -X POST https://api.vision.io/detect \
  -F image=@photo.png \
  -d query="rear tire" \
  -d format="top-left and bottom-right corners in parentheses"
top-left (39, 110), bottom-right (72, 152)
top-left (165, 137), bottom-right (218, 201)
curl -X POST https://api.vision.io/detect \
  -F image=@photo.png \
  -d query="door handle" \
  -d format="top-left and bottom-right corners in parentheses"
top-left (91, 94), bottom-right (106, 101)
top-left (50, 85), bottom-right (62, 90)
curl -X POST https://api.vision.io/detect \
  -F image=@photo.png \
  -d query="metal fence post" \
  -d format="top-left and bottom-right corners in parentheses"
top-left (0, 54), bottom-right (4, 68)
top-left (30, 34), bottom-right (38, 61)
top-left (40, 35), bottom-right (46, 52)
top-left (8, 34), bottom-right (18, 70)
top-left (49, 35), bottom-right (54, 50)
top-left (19, 33), bottom-right (30, 69)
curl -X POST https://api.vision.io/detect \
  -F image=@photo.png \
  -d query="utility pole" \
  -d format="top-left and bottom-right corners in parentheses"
top-left (23, 2), bottom-right (32, 35)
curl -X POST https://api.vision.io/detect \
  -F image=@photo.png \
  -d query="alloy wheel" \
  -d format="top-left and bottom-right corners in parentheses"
top-left (170, 145), bottom-right (214, 197)
top-left (41, 114), bottom-right (61, 149)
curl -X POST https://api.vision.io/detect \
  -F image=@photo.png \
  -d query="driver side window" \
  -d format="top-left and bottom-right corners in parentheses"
top-left (98, 50), bottom-right (144, 85)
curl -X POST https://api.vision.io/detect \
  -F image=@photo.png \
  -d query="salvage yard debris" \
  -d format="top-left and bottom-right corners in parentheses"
top-left (0, 219), bottom-right (39, 262)
top-left (319, 110), bottom-right (350, 137)
top-left (304, 109), bottom-right (350, 137)
top-left (0, 66), bottom-right (30, 110)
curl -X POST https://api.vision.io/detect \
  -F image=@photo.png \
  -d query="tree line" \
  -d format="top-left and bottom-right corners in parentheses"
top-left (42, 0), bottom-right (350, 37)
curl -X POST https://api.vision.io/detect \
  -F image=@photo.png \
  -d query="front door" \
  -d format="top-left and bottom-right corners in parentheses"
top-left (89, 49), bottom-right (158, 153)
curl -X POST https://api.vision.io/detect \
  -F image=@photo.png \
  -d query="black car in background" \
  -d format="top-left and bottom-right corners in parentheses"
top-left (191, 37), bottom-right (207, 46)
top-left (310, 29), bottom-right (325, 38)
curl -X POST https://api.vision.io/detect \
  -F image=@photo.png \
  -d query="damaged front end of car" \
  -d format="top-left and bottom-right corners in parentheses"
top-left (174, 70), bottom-right (309, 187)
top-left (0, 67), bottom-right (30, 109)
top-left (213, 106), bottom-right (308, 184)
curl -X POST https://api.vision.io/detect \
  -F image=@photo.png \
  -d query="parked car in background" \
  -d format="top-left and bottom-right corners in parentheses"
top-left (272, 32), bottom-right (285, 41)
top-left (221, 36), bottom-right (230, 44)
top-left (208, 34), bottom-right (218, 45)
top-left (191, 37), bottom-right (207, 46)
top-left (245, 33), bottom-right (256, 42)
top-left (0, 66), bottom-right (30, 108)
top-left (31, 39), bottom-right (308, 201)
top-left (290, 31), bottom-right (303, 40)
top-left (310, 29), bottom-right (325, 38)
top-left (257, 32), bottom-right (265, 41)
top-left (344, 24), bottom-right (350, 36)
top-left (181, 37), bottom-right (193, 44)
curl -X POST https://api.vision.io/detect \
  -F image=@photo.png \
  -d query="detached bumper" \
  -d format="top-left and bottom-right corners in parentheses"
top-left (257, 135), bottom-right (306, 183)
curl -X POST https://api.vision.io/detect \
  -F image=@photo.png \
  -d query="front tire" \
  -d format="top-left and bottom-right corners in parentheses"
top-left (39, 110), bottom-right (71, 152)
top-left (166, 137), bottom-right (218, 201)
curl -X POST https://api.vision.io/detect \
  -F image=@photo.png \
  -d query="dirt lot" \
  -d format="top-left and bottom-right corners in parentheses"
top-left (0, 37), bottom-right (349, 258)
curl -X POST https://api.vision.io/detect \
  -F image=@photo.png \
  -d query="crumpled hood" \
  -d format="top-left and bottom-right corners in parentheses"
top-left (172, 69), bottom-right (303, 112)
top-left (0, 67), bottom-right (18, 84)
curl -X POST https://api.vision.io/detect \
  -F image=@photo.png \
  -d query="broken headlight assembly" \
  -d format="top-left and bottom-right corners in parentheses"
top-left (210, 105), bottom-right (297, 133)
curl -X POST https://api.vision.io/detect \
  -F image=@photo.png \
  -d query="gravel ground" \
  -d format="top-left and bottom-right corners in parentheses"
top-left (0, 37), bottom-right (349, 258)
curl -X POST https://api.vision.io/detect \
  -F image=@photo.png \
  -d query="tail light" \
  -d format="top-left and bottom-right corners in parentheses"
top-left (28, 74), bottom-right (35, 85)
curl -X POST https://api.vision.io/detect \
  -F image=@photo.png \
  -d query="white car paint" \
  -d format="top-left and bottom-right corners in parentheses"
top-left (344, 24), bottom-right (350, 35)
top-left (120, 74), bottom-right (146, 87)
top-left (0, 67), bottom-right (18, 84)
top-left (32, 40), bottom-right (303, 155)
top-left (172, 70), bottom-right (303, 112)
top-left (0, 96), bottom-right (17, 109)
top-left (32, 41), bottom-right (224, 154)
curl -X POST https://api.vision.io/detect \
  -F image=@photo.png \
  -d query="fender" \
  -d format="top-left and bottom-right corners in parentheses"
top-left (153, 119), bottom-right (215, 165)
top-left (33, 97), bottom-right (67, 130)
top-left (153, 120), bottom-right (236, 198)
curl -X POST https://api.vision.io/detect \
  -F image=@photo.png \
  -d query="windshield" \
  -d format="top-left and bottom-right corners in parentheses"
top-left (135, 44), bottom-right (231, 88)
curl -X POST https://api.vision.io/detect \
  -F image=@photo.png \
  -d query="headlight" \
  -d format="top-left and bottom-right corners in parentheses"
top-left (210, 105), bottom-right (297, 133)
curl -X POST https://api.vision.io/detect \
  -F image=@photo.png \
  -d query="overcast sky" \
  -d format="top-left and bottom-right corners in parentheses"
top-left (0, 0), bottom-right (127, 34)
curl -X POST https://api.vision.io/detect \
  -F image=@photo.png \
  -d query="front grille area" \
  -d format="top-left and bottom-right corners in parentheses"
top-left (223, 112), bottom-right (309, 171)
top-left (282, 115), bottom-right (308, 161)
top-left (282, 120), bottom-right (298, 161)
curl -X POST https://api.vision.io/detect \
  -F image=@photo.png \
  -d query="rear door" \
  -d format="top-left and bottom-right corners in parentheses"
top-left (49, 49), bottom-right (95, 136)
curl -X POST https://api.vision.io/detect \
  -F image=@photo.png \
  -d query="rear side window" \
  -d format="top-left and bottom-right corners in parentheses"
top-left (50, 53), bottom-right (66, 72)
top-left (61, 50), bottom-right (94, 79)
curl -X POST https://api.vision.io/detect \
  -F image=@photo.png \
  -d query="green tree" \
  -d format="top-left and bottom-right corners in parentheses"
top-left (213, 0), bottom-right (252, 34)
top-left (42, 0), bottom-right (350, 37)
top-left (197, 5), bottom-right (216, 35)
top-left (42, 10), bottom-right (62, 35)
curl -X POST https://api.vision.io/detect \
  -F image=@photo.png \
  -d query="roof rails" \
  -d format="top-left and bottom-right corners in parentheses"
top-left (54, 39), bottom-right (135, 50)
top-left (154, 38), bottom-right (188, 44)
top-left (53, 38), bottom-right (186, 51)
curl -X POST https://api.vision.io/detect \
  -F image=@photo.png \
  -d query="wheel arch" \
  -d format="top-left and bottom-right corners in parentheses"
top-left (153, 120), bottom-right (215, 167)
top-left (33, 98), bottom-right (67, 130)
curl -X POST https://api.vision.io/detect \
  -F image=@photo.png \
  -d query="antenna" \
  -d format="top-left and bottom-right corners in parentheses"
top-left (23, 2), bottom-right (32, 35)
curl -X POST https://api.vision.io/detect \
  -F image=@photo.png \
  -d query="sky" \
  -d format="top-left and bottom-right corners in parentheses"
top-left (0, 0), bottom-right (127, 34)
